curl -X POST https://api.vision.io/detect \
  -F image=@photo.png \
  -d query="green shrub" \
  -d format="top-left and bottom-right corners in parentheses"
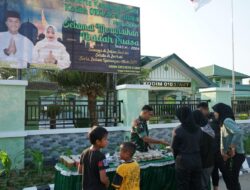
top-left (27, 150), bottom-right (44, 175)
top-left (74, 118), bottom-right (91, 128)
top-left (160, 116), bottom-right (173, 123)
top-left (244, 135), bottom-right (250, 155)
top-left (149, 116), bottom-right (159, 124)
top-left (149, 116), bottom-right (173, 124)
top-left (47, 104), bottom-right (61, 118)
top-left (0, 150), bottom-right (12, 177)
top-left (238, 113), bottom-right (249, 120)
top-left (63, 148), bottom-right (72, 157)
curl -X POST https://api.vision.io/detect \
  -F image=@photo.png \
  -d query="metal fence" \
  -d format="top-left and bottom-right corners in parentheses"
top-left (25, 99), bottom-right (123, 129)
top-left (149, 100), bottom-right (210, 124)
top-left (232, 100), bottom-right (250, 115)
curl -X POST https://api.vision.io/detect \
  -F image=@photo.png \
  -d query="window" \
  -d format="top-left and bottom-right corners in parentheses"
top-left (215, 78), bottom-right (220, 85)
top-left (164, 65), bottom-right (169, 72)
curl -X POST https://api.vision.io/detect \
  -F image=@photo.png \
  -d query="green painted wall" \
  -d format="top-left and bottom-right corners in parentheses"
top-left (0, 81), bottom-right (27, 169)
top-left (0, 85), bottom-right (26, 132)
top-left (235, 91), bottom-right (250, 98)
top-left (26, 90), bottom-right (55, 100)
top-left (117, 86), bottom-right (149, 127)
top-left (200, 88), bottom-right (232, 110)
top-left (117, 85), bottom-right (150, 141)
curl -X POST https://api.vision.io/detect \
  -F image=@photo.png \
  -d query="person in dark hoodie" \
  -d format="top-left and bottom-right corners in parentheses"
top-left (212, 103), bottom-right (245, 190)
top-left (197, 102), bottom-right (230, 190)
top-left (172, 107), bottom-right (202, 190)
top-left (193, 110), bottom-right (215, 190)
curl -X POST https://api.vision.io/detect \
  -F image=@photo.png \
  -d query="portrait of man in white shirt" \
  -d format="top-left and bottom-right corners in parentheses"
top-left (0, 11), bottom-right (34, 69)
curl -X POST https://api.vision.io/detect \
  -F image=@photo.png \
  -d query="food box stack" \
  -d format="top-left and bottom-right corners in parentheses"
top-left (133, 150), bottom-right (164, 162)
top-left (59, 155), bottom-right (81, 169)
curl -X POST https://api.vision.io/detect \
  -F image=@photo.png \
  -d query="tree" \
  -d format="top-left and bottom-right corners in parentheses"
top-left (0, 68), bottom-right (16, 80)
top-left (117, 68), bottom-right (151, 85)
top-left (44, 70), bottom-right (107, 125)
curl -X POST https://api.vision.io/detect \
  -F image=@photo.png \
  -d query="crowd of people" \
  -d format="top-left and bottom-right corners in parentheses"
top-left (172, 102), bottom-right (245, 190)
top-left (77, 103), bottom-right (245, 190)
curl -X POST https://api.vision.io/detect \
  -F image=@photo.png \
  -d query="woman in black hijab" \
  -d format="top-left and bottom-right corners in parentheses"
top-left (212, 103), bottom-right (235, 125)
top-left (172, 107), bottom-right (202, 190)
top-left (212, 103), bottom-right (245, 190)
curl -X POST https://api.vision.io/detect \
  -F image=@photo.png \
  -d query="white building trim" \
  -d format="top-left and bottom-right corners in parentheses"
top-left (199, 87), bottom-right (232, 93)
top-left (116, 84), bottom-right (151, 90)
top-left (0, 80), bottom-right (28, 86)
top-left (1, 120), bottom-right (249, 139)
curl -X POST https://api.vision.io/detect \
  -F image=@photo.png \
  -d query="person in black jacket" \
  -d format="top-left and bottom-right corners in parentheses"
top-left (193, 110), bottom-right (215, 190)
top-left (197, 102), bottom-right (230, 190)
top-left (172, 107), bottom-right (202, 190)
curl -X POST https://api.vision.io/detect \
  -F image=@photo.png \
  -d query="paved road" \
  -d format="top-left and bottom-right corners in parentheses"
top-left (218, 173), bottom-right (250, 190)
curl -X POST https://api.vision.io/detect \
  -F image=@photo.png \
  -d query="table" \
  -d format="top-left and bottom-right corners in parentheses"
top-left (54, 157), bottom-right (176, 190)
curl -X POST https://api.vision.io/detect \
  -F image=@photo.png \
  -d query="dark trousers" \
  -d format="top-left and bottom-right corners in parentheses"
top-left (176, 168), bottom-right (202, 190)
top-left (201, 167), bottom-right (213, 190)
top-left (212, 152), bottom-right (230, 188)
top-left (225, 154), bottom-right (245, 190)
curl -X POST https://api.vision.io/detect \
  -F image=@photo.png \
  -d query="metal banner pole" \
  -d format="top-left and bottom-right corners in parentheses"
top-left (231, 0), bottom-right (237, 113)
top-left (113, 73), bottom-right (118, 126)
top-left (17, 69), bottom-right (22, 80)
top-left (105, 73), bottom-right (110, 126)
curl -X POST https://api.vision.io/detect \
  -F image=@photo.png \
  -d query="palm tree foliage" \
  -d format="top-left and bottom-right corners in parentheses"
top-left (44, 70), bottom-right (107, 124)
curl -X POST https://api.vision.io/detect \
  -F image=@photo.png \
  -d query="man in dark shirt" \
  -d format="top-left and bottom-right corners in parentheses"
top-left (131, 105), bottom-right (169, 152)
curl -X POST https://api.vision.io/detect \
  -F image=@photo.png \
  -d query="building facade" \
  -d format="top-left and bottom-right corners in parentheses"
top-left (142, 54), bottom-right (215, 102)
top-left (141, 54), bottom-right (250, 102)
top-left (198, 65), bottom-right (250, 100)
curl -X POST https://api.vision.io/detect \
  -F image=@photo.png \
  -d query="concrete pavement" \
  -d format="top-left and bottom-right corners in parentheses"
top-left (218, 173), bottom-right (250, 190)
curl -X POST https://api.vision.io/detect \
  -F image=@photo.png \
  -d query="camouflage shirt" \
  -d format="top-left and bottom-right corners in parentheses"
top-left (131, 116), bottom-right (149, 152)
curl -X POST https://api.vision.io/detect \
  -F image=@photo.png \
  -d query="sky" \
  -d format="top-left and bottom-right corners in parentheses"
top-left (108, 0), bottom-right (250, 78)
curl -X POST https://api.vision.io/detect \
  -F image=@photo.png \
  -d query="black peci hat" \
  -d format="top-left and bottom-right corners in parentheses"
top-left (6, 10), bottom-right (21, 20)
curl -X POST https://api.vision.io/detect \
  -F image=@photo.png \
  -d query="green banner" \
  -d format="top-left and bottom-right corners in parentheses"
top-left (0, 0), bottom-right (140, 74)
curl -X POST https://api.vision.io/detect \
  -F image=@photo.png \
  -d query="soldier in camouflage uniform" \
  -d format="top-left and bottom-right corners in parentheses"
top-left (131, 105), bottom-right (169, 152)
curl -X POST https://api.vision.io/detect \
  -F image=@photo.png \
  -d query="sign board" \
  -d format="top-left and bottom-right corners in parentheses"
top-left (0, 0), bottom-right (140, 74)
top-left (144, 81), bottom-right (192, 88)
